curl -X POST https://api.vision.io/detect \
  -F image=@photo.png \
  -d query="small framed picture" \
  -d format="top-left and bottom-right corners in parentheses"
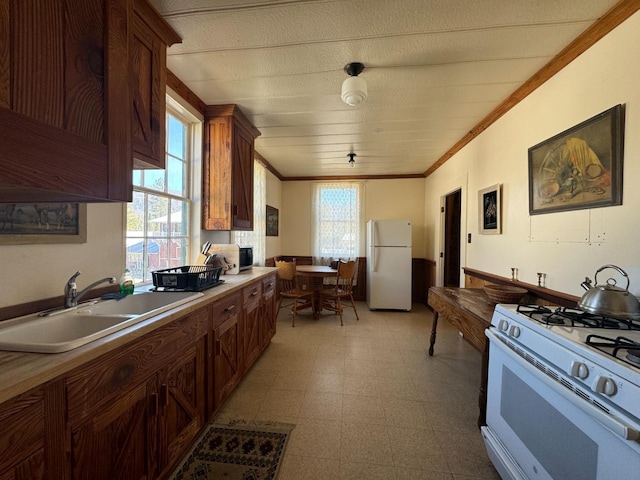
top-left (478, 184), bottom-right (501, 234)
top-left (266, 205), bottom-right (279, 236)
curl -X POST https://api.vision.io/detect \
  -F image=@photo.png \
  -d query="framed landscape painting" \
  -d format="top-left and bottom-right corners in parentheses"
top-left (0, 203), bottom-right (87, 244)
top-left (528, 104), bottom-right (624, 215)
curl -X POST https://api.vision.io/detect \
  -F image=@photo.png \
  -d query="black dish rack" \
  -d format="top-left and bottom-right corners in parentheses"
top-left (152, 265), bottom-right (224, 292)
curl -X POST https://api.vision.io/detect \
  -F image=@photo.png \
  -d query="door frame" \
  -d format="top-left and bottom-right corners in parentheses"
top-left (437, 174), bottom-right (468, 287)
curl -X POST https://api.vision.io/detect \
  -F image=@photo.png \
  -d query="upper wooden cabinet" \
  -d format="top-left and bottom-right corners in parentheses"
top-left (203, 105), bottom-right (261, 230)
top-left (0, 0), bottom-right (180, 202)
top-left (131, 0), bottom-right (181, 169)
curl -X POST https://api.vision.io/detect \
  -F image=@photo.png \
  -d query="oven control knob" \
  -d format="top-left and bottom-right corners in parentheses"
top-left (508, 325), bottom-right (521, 338)
top-left (593, 375), bottom-right (617, 396)
top-left (498, 319), bottom-right (509, 332)
top-left (570, 361), bottom-right (589, 380)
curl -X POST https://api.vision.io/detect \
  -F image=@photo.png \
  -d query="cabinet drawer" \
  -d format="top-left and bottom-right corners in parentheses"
top-left (211, 292), bottom-right (241, 329)
top-left (263, 274), bottom-right (276, 297)
top-left (66, 310), bottom-right (206, 424)
top-left (243, 282), bottom-right (262, 309)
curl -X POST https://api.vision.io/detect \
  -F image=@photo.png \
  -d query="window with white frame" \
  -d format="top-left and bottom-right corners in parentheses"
top-left (231, 159), bottom-right (266, 265)
top-left (311, 182), bottom-right (364, 264)
top-left (125, 107), bottom-right (195, 283)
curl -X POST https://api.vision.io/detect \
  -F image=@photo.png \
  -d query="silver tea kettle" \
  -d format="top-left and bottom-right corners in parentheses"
top-left (578, 264), bottom-right (640, 320)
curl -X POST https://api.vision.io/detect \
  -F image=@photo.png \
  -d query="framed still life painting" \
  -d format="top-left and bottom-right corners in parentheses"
top-left (528, 104), bottom-right (624, 215)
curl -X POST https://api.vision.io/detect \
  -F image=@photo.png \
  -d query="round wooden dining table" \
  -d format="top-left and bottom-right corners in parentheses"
top-left (295, 265), bottom-right (337, 315)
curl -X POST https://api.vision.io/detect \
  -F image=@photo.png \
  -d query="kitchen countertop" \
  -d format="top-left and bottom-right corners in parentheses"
top-left (0, 267), bottom-right (277, 405)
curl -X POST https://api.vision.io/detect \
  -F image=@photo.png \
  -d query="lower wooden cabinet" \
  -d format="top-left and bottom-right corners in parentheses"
top-left (243, 282), bottom-right (263, 372)
top-left (210, 292), bottom-right (243, 414)
top-left (262, 273), bottom-right (277, 348)
top-left (66, 307), bottom-right (207, 480)
top-left (0, 272), bottom-right (278, 480)
top-left (0, 388), bottom-right (46, 480)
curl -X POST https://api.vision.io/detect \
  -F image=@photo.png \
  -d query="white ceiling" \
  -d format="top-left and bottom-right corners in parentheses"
top-left (151, 0), bottom-right (620, 178)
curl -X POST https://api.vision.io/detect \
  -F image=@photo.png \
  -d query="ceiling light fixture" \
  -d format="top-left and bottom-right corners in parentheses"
top-left (347, 152), bottom-right (357, 167)
top-left (341, 62), bottom-right (367, 106)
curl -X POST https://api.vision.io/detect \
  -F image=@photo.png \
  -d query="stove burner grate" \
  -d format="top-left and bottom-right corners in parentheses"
top-left (516, 305), bottom-right (640, 329)
top-left (585, 334), bottom-right (640, 369)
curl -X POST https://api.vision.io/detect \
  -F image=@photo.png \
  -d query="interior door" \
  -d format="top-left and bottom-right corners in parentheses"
top-left (443, 189), bottom-right (461, 287)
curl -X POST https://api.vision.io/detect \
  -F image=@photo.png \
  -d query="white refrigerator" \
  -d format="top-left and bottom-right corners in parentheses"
top-left (366, 219), bottom-right (412, 311)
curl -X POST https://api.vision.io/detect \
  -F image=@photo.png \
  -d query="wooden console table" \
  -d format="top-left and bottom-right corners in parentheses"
top-left (427, 287), bottom-right (496, 427)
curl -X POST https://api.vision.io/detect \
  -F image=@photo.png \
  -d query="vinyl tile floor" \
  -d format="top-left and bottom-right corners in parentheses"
top-left (214, 302), bottom-right (501, 480)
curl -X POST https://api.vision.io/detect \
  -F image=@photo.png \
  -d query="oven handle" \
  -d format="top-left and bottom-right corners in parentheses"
top-left (487, 328), bottom-right (640, 441)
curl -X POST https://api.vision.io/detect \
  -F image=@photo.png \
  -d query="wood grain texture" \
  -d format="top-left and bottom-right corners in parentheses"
top-left (166, 69), bottom-right (206, 114)
top-left (66, 308), bottom-right (207, 424)
top-left (203, 117), bottom-right (234, 230)
top-left (213, 311), bottom-right (242, 411)
top-left (64, 0), bottom-right (105, 143)
top-left (243, 282), bottom-right (263, 372)
top-left (0, 388), bottom-right (44, 476)
top-left (12, 0), bottom-right (64, 127)
top-left (0, 0), bottom-right (9, 109)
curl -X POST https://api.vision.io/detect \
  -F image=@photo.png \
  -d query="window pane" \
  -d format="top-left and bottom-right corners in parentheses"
top-left (148, 194), bottom-right (169, 236)
top-left (170, 199), bottom-right (187, 237)
top-left (144, 169), bottom-right (165, 191)
top-left (127, 191), bottom-right (145, 238)
top-left (132, 170), bottom-right (142, 187)
top-left (167, 115), bottom-right (185, 158)
top-left (167, 156), bottom-right (185, 196)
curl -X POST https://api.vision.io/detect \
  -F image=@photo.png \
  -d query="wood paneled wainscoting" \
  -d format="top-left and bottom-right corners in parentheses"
top-left (267, 256), bottom-right (436, 305)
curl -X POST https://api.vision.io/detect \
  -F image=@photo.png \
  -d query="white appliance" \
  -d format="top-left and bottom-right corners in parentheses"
top-left (366, 219), bottom-right (412, 311)
top-left (482, 304), bottom-right (640, 480)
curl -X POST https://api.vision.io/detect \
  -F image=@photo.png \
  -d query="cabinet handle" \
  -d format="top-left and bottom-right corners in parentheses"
top-left (162, 384), bottom-right (169, 407)
top-left (224, 304), bottom-right (236, 312)
top-left (251, 290), bottom-right (258, 296)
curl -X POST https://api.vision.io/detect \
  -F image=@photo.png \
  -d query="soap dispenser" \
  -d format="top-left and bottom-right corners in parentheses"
top-left (119, 269), bottom-right (135, 295)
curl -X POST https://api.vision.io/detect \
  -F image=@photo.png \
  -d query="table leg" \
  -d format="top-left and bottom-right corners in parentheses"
top-left (428, 311), bottom-right (439, 356)
top-left (477, 340), bottom-right (489, 428)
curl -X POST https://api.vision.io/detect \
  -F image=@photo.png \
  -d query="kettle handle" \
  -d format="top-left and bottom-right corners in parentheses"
top-left (594, 264), bottom-right (630, 292)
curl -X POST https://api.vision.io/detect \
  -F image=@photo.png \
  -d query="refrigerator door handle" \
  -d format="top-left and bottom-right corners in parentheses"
top-left (372, 247), bottom-right (377, 272)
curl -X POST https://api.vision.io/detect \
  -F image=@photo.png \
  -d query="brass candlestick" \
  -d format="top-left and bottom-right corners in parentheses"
top-left (537, 272), bottom-right (546, 287)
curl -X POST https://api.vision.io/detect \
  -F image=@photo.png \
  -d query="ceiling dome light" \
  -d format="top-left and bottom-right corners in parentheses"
top-left (341, 63), bottom-right (367, 106)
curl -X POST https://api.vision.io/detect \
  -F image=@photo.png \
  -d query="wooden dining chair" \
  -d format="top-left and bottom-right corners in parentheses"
top-left (275, 258), bottom-right (314, 327)
top-left (319, 259), bottom-right (359, 326)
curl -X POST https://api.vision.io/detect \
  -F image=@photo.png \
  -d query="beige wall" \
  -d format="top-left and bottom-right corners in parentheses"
top-left (265, 169), bottom-right (282, 259)
top-left (424, 11), bottom-right (640, 298)
top-left (279, 178), bottom-right (426, 258)
top-left (0, 204), bottom-right (124, 307)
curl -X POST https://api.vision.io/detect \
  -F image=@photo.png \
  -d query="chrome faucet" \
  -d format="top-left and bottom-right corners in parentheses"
top-left (64, 271), bottom-right (117, 308)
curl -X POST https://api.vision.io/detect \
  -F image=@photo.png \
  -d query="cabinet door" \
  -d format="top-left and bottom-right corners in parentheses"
top-left (0, 389), bottom-right (45, 480)
top-left (231, 125), bottom-right (254, 230)
top-left (262, 274), bottom-right (277, 348)
top-left (243, 282), bottom-right (263, 372)
top-left (213, 311), bottom-right (242, 410)
top-left (70, 378), bottom-right (158, 480)
top-left (0, 0), bottom-right (131, 202)
top-left (159, 341), bottom-right (206, 477)
top-left (131, 10), bottom-right (165, 169)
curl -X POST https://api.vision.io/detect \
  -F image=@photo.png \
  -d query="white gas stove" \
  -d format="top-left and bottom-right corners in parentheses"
top-left (483, 303), bottom-right (640, 480)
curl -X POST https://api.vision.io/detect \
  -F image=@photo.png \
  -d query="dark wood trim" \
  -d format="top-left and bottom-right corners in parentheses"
top-left (166, 69), bottom-right (207, 115)
top-left (412, 258), bottom-right (437, 306)
top-left (281, 173), bottom-right (425, 182)
top-left (463, 267), bottom-right (580, 307)
top-left (133, 0), bottom-right (181, 46)
top-left (255, 151), bottom-right (284, 181)
top-left (424, 0), bottom-right (640, 177)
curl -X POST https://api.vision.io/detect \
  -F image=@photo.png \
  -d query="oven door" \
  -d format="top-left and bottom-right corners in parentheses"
top-left (483, 328), bottom-right (640, 480)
